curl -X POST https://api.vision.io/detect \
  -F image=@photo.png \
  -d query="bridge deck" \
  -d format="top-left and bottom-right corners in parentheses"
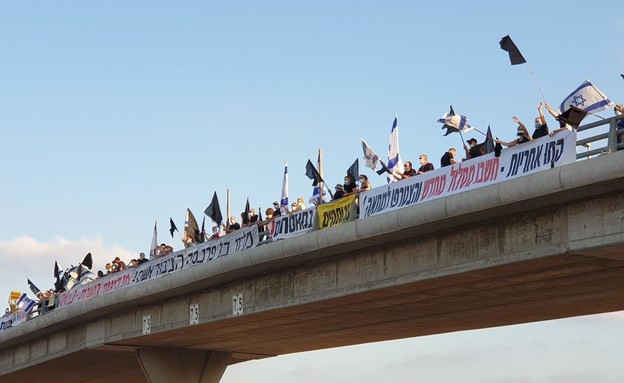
top-left (1, 151), bottom-right (624, 382)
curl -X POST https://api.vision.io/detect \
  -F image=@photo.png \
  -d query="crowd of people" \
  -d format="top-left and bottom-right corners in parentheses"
top-left (4, 102), bottom-right (623, 323)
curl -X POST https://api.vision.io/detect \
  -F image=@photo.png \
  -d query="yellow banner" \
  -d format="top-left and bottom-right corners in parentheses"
top-left (317, 194), bottom-right (357, 229)
top-left (9, 291), bottom-right (21, 301)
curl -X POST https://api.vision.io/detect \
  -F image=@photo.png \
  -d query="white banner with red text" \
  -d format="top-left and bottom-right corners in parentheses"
top-left (360, 131), bottom-right (577, 219)
top-left (57, 226), bottom-right (259, 308)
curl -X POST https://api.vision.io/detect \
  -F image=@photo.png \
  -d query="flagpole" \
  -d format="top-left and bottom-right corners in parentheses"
top-left (318, 148), bottom-right (324, 204)
top-left (175, 227), bottom-right (184, 246)
top-left (458, 130), bottom-right (466, 150)
top-left (470, 127), bottom-right (494, 138)
top-left (226, 188), bottom-right (231, 230)
top-left (526, 62), bottom-right (547, 104)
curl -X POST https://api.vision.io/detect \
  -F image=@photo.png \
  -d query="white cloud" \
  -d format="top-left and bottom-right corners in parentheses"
top-left (0, 235), bottom-right (135, 300)
top-left (548, 368), bottom-right (624, 383)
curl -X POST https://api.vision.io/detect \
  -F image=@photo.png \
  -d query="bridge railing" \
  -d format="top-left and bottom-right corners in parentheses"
top-left (575, 114), bottom-right (624, 159)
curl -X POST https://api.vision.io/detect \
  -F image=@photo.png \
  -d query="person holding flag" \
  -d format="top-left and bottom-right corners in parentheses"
top-left (532, 102), bottom-right (549, 139)
top-left (387, 115), bottom-right (404, 183)
top-left (494, 116), bottom-right (532, 148)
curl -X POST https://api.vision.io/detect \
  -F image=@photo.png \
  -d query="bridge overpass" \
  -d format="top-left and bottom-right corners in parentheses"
top-left (1, 151), bottom-right (624, 383)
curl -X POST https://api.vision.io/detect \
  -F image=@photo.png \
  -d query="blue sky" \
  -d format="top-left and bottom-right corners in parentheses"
top-left (1, 1), bottom-right (623, 381)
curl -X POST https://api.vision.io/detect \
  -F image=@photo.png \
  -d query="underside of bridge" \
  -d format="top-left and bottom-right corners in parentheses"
top-left (2, 154), bottom-right (624, 382)
top-left (6, 246), bottom-right (624, 382)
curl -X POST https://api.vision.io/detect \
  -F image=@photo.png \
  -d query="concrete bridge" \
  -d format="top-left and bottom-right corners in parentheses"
top-left (1, 151), bottom-right (624, 383)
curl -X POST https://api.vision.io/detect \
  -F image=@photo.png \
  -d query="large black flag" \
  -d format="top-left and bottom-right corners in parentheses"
top-left (169, 218), bottom-right (178, 238)
top-left (204, 191), bottom-right (223, 226)
top-left (499, 35), bottom-right (526, 65)
top-left (305, 159), bottom-right (323, 186)
top-left (184, 208), bottom-right (201, 243)
top-left (81, 252), bottom-right (93, 270)
top-left (346, 159), bottom-right (359, 183)
top-left (53, 261), bottom-right (63, 292)
top-left (27, 278), bottom-right (41, 296)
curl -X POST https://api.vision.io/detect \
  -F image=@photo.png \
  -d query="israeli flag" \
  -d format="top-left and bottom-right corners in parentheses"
top-left (438, 113), bottom-right (474, 134)
top-left (361, 139), bottom-right (380, 171)
top-left (559, 80), bottom-right (614, 114)
top-left (16, 293), bottom-right (36, 313)
top-left (280, 162), bottom-right (288, 207)
top-left (387, 115), bottom-right (403, 183)
top-left (309, 185), bottom-right (326, 205)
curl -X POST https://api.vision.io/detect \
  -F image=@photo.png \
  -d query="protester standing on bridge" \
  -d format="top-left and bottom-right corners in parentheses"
top-left (416, 154), bottom-right (434, 174)
top-left (113, 257), bottom-right (127, 272)
top-left (532, 102), bottom-right (549, 139)
top-left (464, 138), bottom-right (483, 160)
top-left (137, 252), bottom-right (149, 265)
top-left (546, 103), bottom-right (573, 137)
top-left (440, 148), bottom-right (457, 167)
top-left (343, 175), bottom-right (356, 195)
top-left (333, 184), bottom-right (345, 200)
top-left (356, 174), bottom-right (372, 192)
top-left (248, 208), bottom-right (259, 223)
top-left (158, 243), bottom-right (173, 256)
top-left (495, 116), bottom-right (532, 147)
top-left (271, 201), bottom-right (281, 217)
top-left (225, 216), bottom-right (241, 233)
top-left (397, 161), bottom-right (416, 179)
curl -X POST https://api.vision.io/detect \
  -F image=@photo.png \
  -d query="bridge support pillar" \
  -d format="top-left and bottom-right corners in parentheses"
top-left (136, 348), bottom-right (232, 383)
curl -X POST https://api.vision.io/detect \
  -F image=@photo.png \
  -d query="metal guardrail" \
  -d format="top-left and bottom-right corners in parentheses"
top-left (575, 114), bottom-right (624, 159)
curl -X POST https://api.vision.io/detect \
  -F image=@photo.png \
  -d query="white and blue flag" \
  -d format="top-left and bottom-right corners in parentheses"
top-left (438, 106), bottom-right (474, 136)
top-left (280, 161), bottom-right (288, 207)
top-left (559, 80), bottom-right (614, 114)
top-left (16, 293), bottom-right (36, 313)
top-left (361, 138), bottom-right (380, 171)
top-left (387, 115), bottom-right (403, 183)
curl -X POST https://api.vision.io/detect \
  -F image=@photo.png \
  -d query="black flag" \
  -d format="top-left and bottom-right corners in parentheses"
top-left (184, 208), bottom-right (201, 244)
top-left (484, 125), bottom-right (495, 154)
top-left (376, 160), bottom-right (392, 176)
top-left (53, 261), bottom-right (63, 292)
top-left (499, 35), bottom-right (526, 65)
top-left (558, 105), bottom-right (588, 128)
top-left (305, 159), bottom-right (322, 186)
top-left (346, 159), bottom-right (359, 184)
top-left (27, 278), bottom-right (41, 296)
top-left (81, 252), bottom-right (93, 270)
top-left (54, 261), bottom-right (60, 279)
top-left (200, 216), bottom-right (206, 243)
top-left (494, 142), bottom-right (503, 158)
top-left (243, 198), bottom-right (250, 225)
top-left (169, 218), bottom-right (178, 238)
top-left (476, 125), bottom-right (495, 155)
top-left (204, 191), bottom-right (223, 226)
